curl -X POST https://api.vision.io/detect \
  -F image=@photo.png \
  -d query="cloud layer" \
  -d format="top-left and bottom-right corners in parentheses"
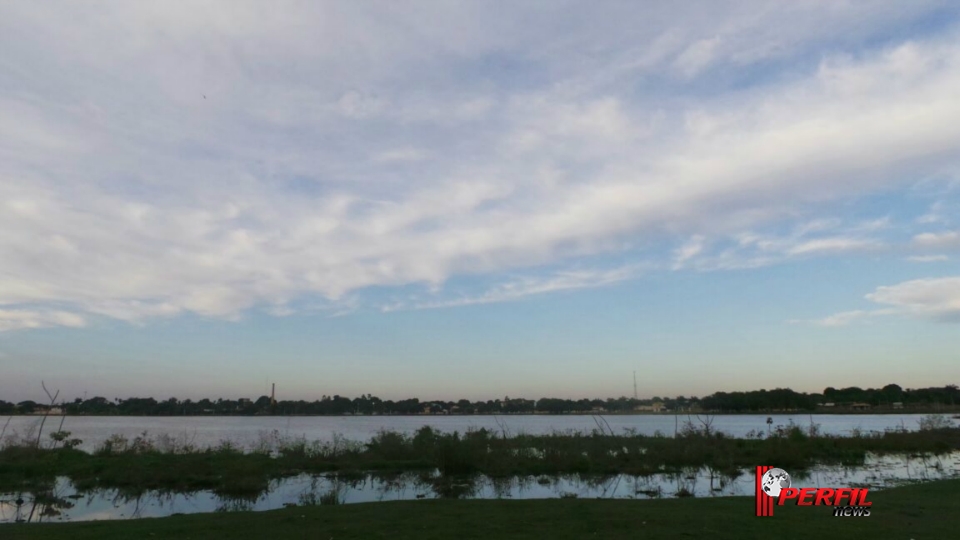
top-left (2, 2), bottom-right (960, 329)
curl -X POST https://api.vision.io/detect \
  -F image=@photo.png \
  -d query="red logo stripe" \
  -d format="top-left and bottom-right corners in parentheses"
top-left (755, 466), bottom-right (763, 516)
top-left (756, 465), bottom-right (773, 517)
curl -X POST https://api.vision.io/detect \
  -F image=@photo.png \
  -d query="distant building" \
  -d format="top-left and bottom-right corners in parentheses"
top-left (850, 402), bottom-right (871, 410)
top-left (31, 407), bottom-right (63, 415)
top-left (422, 403), bottom-right (447, 414)
top-left (634, 401), bottom-right (666, 413)
top-left (892, 402), bottom-right (904, 409)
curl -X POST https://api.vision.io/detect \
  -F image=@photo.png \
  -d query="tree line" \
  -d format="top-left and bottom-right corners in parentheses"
top-left (698, 384), bottom-right (958, 412)
top-left (2, 383), bottom-right (957, 416)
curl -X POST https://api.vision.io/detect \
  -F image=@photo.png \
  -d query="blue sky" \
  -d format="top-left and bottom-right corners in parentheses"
top-left (1, 1), bottom-right (959, 402)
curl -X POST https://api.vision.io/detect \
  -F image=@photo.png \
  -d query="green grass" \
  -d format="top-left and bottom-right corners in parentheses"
top-left (3, 479), bottom-right (957, 540)
top-left (3, 426), bottom-right (957, 495)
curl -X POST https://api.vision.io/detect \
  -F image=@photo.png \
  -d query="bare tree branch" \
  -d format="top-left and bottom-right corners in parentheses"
top-left (35, 380), bottom-right (60, 448)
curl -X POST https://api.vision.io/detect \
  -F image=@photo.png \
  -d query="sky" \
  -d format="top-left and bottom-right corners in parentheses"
top-left (1, 1), bottom-right (959, 403)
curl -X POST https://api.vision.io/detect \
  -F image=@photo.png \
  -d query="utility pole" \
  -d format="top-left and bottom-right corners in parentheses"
top-left (633, 371), bottom-right (638, 400)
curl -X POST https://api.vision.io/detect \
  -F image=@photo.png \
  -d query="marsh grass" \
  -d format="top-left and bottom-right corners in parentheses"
top-left (1, 424), bottom-right (957, 497)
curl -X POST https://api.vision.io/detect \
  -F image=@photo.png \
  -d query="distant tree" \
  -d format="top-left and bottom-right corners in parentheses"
top-left (3, 383), bottom-right (955, 416)
top-left (16, 400), bottom-right (38, 413)
top-left (253, 395), bottom-right (272, 410)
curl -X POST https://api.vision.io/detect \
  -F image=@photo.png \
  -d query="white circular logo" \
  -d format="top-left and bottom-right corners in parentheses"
top-left (761, 468), bottom-right (791, 497)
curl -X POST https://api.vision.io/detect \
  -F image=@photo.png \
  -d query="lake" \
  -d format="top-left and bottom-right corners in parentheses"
top-left (2, 413), bottom-right (952, 452)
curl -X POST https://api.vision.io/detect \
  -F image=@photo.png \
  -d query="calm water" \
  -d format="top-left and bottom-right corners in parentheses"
top-left (2, 413), bottom-right (951, 452)
top-left (3, 452), bottom-right (958, 523)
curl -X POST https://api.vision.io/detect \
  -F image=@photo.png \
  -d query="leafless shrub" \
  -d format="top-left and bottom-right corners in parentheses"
top-left (918, 414), bottom-right (954, 431)
top-left (35, 381), bottom-right (60, 448)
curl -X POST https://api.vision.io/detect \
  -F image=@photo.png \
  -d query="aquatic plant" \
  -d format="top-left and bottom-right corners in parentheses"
top-left (1, 424), bottom-right (957, 496)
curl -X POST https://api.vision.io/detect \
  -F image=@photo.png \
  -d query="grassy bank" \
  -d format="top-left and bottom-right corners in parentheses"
top-left (3, 478), bottom-right (957, 540)
top-left (2, 425), bottom-right (958, 495)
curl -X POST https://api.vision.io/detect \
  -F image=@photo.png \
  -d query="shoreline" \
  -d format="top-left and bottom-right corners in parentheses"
top-left (5, 409), bottom-right (959, 417)
top-left (3, 479), bottom-right (959, 539)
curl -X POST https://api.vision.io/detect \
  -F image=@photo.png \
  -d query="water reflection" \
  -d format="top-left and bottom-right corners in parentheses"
top-left (2, 452), bottom-right (958, 523)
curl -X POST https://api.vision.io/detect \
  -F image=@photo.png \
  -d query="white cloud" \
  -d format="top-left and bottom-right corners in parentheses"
top-left (802, 275), bottom-right (960, 326)
top-left (3, 3), bottom-right (960, 329)
top-left (913, 230), bottom-right (960, 249)
top-left (675, 219), bottom-right (887, 271)
top-left (786, 237), bottom-right (883, 256)
top-left (866, 277), bottom-right (960, 322)
top-left (907, 254), bottom-right (949, 262)
top-left (790, 309), bottom-right (897, 327)
top-left (852, 217), bottom-right (891, 232)
top-left (916, 201), bottom-right (947, 224)
top-left (388, 265), bottom-right (643, 311)
top-left (373, 148), bottom-right (429, 163)
top-left (337, 90), bottom-right (387, 119)
top-left (672, 235), bottom-right (706, 269)
top-left (675, 37), bottom-right (721, 77)
top-left (792, 218), bottom-right (842, 236)
top-left (0, 309), bottom-right (86, 332)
